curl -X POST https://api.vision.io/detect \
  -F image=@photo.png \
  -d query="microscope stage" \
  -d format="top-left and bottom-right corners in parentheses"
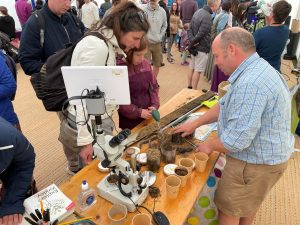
top-left (97, 175), bottom-right (149, 212)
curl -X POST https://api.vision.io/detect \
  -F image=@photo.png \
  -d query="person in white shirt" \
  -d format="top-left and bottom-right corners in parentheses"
top-left (81, 0), bottom-right (100, 29)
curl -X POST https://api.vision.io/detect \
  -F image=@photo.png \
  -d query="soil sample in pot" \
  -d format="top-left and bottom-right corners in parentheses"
top-left (160, 141), bottom-right (176, 163)
top-left (175, 167), bottom-right (188, 176)
top-left (147, 148), bottom-right (161, 172)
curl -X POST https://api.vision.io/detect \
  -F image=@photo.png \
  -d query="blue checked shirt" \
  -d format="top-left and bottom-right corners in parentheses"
top-left (218, 53), bottom-right (294, 165)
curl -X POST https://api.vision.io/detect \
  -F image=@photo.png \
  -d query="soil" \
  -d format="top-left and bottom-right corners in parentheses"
top-left (162, 143), bottom-right (174, 151)
top-left (171, 133), bottom-right (184, 144)
top-left (147, 148), bottom-right (161, 172)
top-left (175, 168), bottom-right (188, 176)
top-left (161, 142), bottom-right (176, 163)
top-left (136, 91), bottom-right (215, 140)
top-left (177, 147), bottom-right (193, 154)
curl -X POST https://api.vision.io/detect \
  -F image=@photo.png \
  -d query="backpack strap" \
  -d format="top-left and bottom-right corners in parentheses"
top-left (85, 32), bottom-right (110, 66)
top-left (33, 10), bottom-right (46, 48)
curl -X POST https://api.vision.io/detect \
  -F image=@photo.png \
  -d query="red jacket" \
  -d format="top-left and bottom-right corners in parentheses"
top-left (118, 59), bottom-right (159, 129)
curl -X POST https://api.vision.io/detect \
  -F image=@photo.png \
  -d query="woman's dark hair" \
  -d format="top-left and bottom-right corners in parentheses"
top-left (126, 36), bottom-right (148, 65)
top-left (231, 0), bottom-right (240, 18)
top-left (0, 6), bottom-right (8, 16)
top-left (170, 2), bottom-right (179, 16)
top-left (272, 0), bottom-right (292, 24)
top-left (222, 1), bottom-right (231, 13)
top-left (92, 2), bottom-right (150, 44)
top-left (77, 0), bottom-right (85, 9)
top-left (236, 3), bottom-right (247, 24)
top-left (112, 0), bottom-right (121, 6)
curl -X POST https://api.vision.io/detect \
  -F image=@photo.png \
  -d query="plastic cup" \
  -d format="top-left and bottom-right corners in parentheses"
top-left (194, 152), bottom-right (209, 173)
top-left (174, 166), bottom-right (189, 187)
top-left (160, 141), bottom-right (176, 163)
top-left (165, 175), bottom-right (181, 199)
top-left (132, 213), bottom-right (151, 225)
top-left (178, 158), bottom-right (195, 177)
top-left (108, 203), bottom-right (127, 225)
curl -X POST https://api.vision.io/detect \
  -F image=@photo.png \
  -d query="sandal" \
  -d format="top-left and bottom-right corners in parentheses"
top-left (167, 57), bottom-right (174, 64)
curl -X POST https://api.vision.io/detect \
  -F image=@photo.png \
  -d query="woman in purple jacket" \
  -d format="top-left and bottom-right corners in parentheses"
top-left (118, 37), bottom-right (160, 130)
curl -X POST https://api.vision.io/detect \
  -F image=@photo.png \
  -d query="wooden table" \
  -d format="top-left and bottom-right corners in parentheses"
top-left (60, 88), bottom-right (219, 225)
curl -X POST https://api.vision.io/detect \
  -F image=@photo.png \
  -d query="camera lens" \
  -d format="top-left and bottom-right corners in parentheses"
top-left (109, 133), bottom-right (125, 147)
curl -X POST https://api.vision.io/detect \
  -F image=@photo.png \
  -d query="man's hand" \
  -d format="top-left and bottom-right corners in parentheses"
top-left (195, 142), bottom-right (214, 155)
top-left (173, 121), bottom-right (198, 137)
top-left (0, 214), bottom-right (22, 225)
top-left (79, 143), bottom-right (94, 165)
top-left (141, 109), bottom-right (152, 119)
top-left (188, 44), bottom-right (198, 56)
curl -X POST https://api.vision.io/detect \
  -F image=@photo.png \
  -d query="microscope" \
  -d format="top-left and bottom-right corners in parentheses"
top-left (85, 87), bottom-right (149, 212)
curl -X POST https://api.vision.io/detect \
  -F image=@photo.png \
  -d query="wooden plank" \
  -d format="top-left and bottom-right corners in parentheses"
top-left (59, 88), bottom-right (219, 225)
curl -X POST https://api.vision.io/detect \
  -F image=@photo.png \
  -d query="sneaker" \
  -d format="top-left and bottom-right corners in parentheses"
top-left (65, 167), bottom-right (81, 176)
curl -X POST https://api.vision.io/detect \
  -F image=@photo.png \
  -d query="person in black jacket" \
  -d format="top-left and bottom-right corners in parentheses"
top-left (187, 0), bottom-right (220, 89)
top-left (0, 6), bottom-right (16, 40)
top-left (158, 0), bottom-right (170, 53)
top-left (19, 0), bottom-right (85, 76)
top-left (0, 116), bottom-right (35, 225)
top-left (19, 0), bottom-right (85, 175)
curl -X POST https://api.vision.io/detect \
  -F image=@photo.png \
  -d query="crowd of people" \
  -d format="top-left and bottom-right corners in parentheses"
top-left (0, 0), bottom-right (295, 224)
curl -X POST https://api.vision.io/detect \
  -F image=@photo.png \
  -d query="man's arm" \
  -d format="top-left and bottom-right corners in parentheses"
top-left (19, 16), bottom-right (45, 75)
top-left (0, 121), bottom-right (35, 220)
top-left (160, 10), bottom-right (168, 40)
top-left (196, 137), bottom-right (229, 154)
top-left (173, 103), bottom-right (220, 137)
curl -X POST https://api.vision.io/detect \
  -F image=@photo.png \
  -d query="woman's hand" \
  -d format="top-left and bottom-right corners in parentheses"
top-left (141, 109), bottom-right (152, 119)
top-left (79, 143), bottom-right (94, 165)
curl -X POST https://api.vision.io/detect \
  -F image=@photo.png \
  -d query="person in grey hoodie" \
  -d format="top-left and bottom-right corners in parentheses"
top-left (143, 0), bottom-right (167, 77)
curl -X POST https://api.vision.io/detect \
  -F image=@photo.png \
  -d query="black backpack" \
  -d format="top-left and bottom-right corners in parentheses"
top-left (30, 11), bottom-right (109, 112)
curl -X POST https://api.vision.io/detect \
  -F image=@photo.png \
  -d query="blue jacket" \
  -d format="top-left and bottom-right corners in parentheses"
top-left (19, 3), bottom-right (85, 75)
top-left (0, 117), bottom-right (35, 217)
top-left (0, 51), bottom-right (18, 126)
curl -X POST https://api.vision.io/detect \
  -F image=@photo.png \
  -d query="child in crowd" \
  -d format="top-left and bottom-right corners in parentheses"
top-left (180, 23), bottom-right (189, 66)
top-left (118, 37), bottom-right (160, 130)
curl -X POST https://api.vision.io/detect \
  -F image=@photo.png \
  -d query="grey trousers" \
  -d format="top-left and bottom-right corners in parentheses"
top-left (57, 112), bottom-right (114, 172)
top-left (167, 34), bottom-right (177, 59)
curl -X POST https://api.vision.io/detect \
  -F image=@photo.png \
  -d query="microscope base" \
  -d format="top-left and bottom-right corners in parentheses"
top-left (97, 175), bottom-right (149, 212)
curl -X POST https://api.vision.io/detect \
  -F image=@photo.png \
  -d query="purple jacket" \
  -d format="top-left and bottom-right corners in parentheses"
top-left (118, 59), bottom-right (160, 129)
top-left (15, 0), bottom-right (32, 25)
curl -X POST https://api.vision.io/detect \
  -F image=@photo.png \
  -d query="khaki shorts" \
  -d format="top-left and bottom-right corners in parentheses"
top-left (215, 156), bottom-right (288, 217)
top-left (189, 51), bottom-right (208, 72)
top-left (145, 43), bottom-right (162, 67)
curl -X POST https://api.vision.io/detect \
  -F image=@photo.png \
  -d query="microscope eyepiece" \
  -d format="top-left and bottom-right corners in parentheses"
top-left (109, 133), bottom-right (125, 147)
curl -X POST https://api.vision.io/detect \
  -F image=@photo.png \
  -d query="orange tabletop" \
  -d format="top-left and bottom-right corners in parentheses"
top-left (60, 88), bottom-right (219, 225)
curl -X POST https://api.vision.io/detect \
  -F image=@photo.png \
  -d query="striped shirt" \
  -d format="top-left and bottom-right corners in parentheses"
top-left (218, 53), bottom-right (294, 165)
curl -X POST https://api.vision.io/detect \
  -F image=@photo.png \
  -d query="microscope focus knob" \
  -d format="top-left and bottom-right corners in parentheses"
top-left (119, 173), bottom-right (129, 185)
